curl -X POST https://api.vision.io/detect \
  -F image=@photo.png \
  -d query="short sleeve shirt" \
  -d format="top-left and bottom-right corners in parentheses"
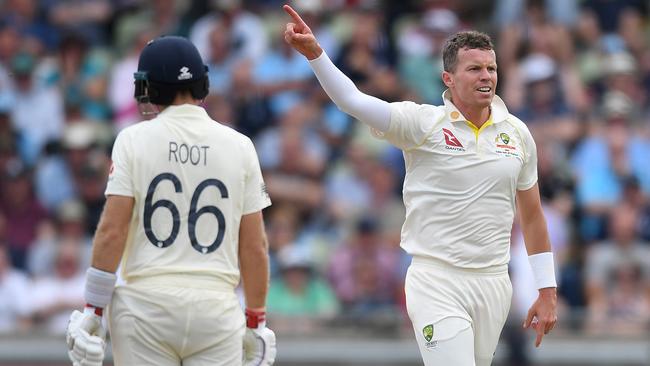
top-left (106, 105), bottom-right (271, 286)
top-left (375, 91), bottom-right (537, 268)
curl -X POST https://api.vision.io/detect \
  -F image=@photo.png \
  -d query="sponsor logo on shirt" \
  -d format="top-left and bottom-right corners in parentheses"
top-left (495, 132), bottom-right (516, 150)
top-left (442, 128), bottom-right (465, 151)
top-left (495, 132), bottom-right (519, 157)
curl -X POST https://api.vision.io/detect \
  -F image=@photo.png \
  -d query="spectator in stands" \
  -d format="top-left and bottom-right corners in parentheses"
top-left (267, 245), bottom-right (339, 319)
top-left (266, 204), bottom-right (302, 276)
top-left (0, 241), bottom-right (32, 333)
top-left (571, 107), bottom-right (650, 241)
top-left (108, 28), bottom-right (158, 129)
top-left (205, 22), bottom-right (237, 95)
top-left (0, 158), bottom-right (48, 270)
top-left (1, 0), bottom-right (57, 52)
top-left (327, 216), bottom-right (402, 316)
top-left (27, 199), bottom-right (92, 278)
top-left (227, 59), bottom-right (273, 139)
top-left (33, 120), bottom-right (102, 212)
top-left (585, 203), bottom-right (650, 334)
top-left (45, 0), bottom-right (112, 46)
top-left (253, 37), bottom-right (315, 116)
top-left (43, 32), bottom-right (112, 121)
top-left (9, 51), bottom-right (64, 165)
top-left (397, 7), bottom-right (459, 104)
top-left (113, 0), bottom-right (186, 54)
top-left (189, 0), bottom-right (268, 62)
top-left (256, 103), bottom-right (327, 210)
top-left (30, 237), bottom-right (85, 334)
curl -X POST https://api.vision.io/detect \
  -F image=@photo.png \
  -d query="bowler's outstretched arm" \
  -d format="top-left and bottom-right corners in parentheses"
top-left (283, 4), bottom-right (391, 132)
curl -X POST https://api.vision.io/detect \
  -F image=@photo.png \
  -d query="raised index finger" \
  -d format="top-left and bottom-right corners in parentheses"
top-left (283, 4), bottom-right (307, 26)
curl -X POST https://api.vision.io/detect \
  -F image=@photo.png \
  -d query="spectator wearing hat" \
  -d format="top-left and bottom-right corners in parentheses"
top-left (9, 52), bottom-right (64, 165)
top-left (33, 120), bottom-right (102, 212)
top-left (601, 52), bottom-right (647, 111)
top-left (397, 7), bottom-right (460, 104)
top-left (266, 245), bottom-right (339, 321)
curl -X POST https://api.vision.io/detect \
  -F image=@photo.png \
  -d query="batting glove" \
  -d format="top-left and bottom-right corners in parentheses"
top-left (66, 306), bottom-right (107, 366)
top-left (243, 309), bottom-right (276, 366)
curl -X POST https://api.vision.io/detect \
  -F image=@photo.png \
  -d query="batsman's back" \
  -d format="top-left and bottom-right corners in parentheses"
top-left (106, 105), bottom-right (269, 288)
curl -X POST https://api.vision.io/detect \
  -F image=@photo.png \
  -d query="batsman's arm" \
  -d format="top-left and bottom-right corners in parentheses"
top-left (239, 211), bottom-right (277, 366)
top-left (66, 195), bottom-right (134, 366)
top-left (283, 4), bottom-right (391, 132)
top-left (84, 195), bottom-right (134, 312)
top-left (91, 195), bottom-right (134, 273)
top-left (239, 210), bottom-right (270, 311)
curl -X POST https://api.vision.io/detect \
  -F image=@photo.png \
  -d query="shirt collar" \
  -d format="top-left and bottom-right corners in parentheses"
top-left (442, 89), bottom-right (509, 123)
top-left (157, 103), bottom-right (210, 119)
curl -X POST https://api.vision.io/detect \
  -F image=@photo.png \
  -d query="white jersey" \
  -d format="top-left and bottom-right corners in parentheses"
top-left (377, 91), bottom-right (537, 269)
top-left (106, 104), bottom-right (271, 288)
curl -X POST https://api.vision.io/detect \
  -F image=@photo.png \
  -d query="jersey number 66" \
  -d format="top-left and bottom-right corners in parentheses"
top-left (143, 172), bottom-right (228, 254)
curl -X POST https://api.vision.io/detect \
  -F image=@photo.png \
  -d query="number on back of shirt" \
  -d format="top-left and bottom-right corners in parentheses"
top-left (143, 172), bottom-right (228, 254)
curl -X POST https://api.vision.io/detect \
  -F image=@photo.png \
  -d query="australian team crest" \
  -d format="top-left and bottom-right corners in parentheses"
top-left (423, 324), bottom-right (433, 342)
top-left (498, 132), bottom-right (510, 145)
top-left (495, 131), bottom-right (518, 156)
top-left (422, 324), bottom-right (438, 349)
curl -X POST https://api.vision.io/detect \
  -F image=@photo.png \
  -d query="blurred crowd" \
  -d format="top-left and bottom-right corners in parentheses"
top-left (0, 0), bottom-right (649, 351)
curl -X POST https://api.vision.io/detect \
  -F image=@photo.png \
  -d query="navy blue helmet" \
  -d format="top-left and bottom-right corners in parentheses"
top-left (134, 36), bottom-right (209, 105)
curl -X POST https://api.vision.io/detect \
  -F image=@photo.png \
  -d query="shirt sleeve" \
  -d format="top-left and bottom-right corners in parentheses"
top-left (379, 101), bottom-right (443, 150)
top-left (105, 130), bottom-right (135, 197)
top-left (308, 52), bottom-right (391, 132)
top-left (242, 138), bottom-right (271, 214)
top-left (517, 123), bottom-right (538, 191)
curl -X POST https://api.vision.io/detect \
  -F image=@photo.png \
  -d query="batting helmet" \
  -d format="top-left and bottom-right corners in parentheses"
top-left (134, 36), bottom-right (209, 105)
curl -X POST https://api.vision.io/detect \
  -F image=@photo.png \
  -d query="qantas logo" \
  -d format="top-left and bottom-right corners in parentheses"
top-left (442, 128), bottom-right (463, 147)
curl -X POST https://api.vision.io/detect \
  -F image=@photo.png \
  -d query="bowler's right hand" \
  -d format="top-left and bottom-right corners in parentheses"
top-left (283, 4), bottom-right (323, 60)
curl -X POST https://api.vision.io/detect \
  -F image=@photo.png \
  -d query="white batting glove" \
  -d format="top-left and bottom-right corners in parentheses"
top-left (243, 309), bottom-right (277, 366)
top-left (66, 307), bottom-right (107, 366)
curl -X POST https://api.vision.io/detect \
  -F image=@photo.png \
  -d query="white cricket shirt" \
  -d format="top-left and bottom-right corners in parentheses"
top-left (377, 91), bottom-right (537, 269)
top-left (106, 104), bottom-right (271, 288)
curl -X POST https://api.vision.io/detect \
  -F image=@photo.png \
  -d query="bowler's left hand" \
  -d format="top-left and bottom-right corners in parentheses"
top-left (523, 287), bottom-right (557, 347)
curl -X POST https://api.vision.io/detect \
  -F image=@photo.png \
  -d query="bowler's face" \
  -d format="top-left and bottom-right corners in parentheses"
top-left (443, 47), bottom-right (497, 111)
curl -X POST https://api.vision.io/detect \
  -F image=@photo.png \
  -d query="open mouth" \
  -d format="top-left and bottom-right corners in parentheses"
top-left (476, 86), bottom-right (492, 93)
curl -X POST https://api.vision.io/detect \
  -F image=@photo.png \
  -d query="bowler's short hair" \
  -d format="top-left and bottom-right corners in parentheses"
top-left (442, 31), bottom-right (494, 72)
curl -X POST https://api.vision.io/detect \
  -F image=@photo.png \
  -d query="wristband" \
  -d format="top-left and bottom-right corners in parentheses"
top-left (84, 267), bottom-right (117, 310)
top-left (84, 304), bottom-right (103, 316)
top-left (245, 308), bottom-right (266, 329)
top-left (528, 252), bottom-right (557, 289)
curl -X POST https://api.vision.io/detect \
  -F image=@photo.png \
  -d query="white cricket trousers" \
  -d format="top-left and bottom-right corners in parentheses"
top-left (108, 274), bottom-right (245, 366)
top-left (405, 256), bottom-right (512, 366)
